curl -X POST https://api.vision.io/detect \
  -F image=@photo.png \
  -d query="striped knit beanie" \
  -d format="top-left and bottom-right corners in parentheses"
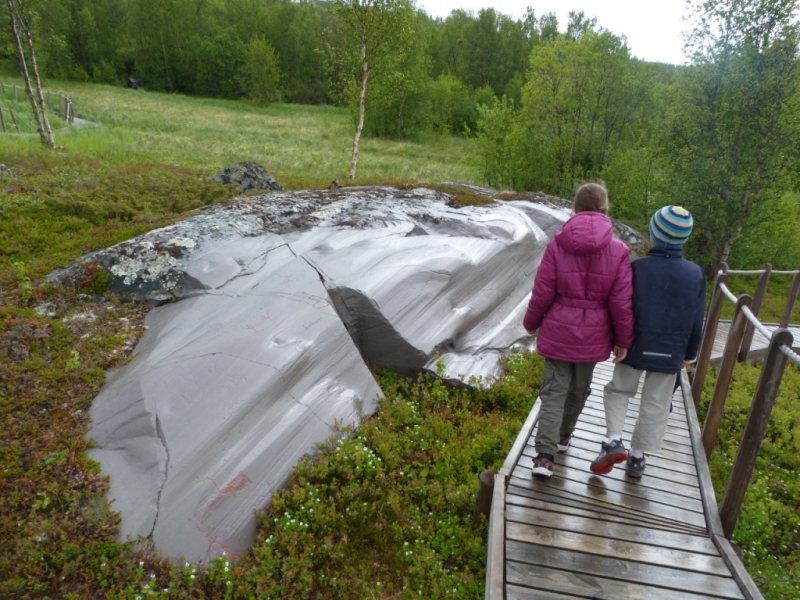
top-left (649, 206), bottom-right (693, 248)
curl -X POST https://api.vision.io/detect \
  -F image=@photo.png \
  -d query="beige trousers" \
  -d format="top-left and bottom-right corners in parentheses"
top-left (603, 362), bottom-right (676, 453)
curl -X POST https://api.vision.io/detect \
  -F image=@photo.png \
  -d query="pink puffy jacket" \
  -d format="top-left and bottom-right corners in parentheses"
top-left (523, 211), bottom-right (634, 363)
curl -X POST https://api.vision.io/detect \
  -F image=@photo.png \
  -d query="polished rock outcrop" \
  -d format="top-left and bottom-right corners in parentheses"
top-left (62, 185), bottom-right (625, 562)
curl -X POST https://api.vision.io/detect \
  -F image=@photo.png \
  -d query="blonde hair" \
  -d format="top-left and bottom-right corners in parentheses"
top-left (573, 183), bottom-right (609, 214)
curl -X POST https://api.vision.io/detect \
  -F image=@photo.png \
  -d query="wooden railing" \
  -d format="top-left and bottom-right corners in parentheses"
top-left (690, 263), bottom-right (800, 539)
top-left (0, 82), bottom-right (75, 131)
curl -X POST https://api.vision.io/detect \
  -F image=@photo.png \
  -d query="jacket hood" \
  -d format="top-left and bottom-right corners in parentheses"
top-left (555, 211), bottom-right (613, 256)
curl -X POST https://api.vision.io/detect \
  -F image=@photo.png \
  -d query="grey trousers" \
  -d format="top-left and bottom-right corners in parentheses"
top-left (603, 362), bottom-right (676, 453)
top-left (535, 358), bottom-right (596, 456)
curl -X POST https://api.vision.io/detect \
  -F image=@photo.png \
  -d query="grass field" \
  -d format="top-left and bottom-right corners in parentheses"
top-left (0, 77), bottom-right (482, 189)
top-left (1, 77), bottom-right (798, 599)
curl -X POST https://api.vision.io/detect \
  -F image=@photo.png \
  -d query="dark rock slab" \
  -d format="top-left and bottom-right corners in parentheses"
top-left (211, 161), bottom-right (283, 193)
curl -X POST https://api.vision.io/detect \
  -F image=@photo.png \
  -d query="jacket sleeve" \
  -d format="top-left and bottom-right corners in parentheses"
top-left (523, 241), bottom-right (557, 332)
top-left (685, 269), bottom-right (707, 361)
top-left (607, 250), bottom-right (634, 348)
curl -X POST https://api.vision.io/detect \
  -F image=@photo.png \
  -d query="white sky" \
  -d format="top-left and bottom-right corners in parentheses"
top-left (416, 1), bottom-right (692, 65)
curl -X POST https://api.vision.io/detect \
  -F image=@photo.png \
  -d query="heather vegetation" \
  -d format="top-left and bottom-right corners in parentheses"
top-left (1, 0), bottom-right (800, 597)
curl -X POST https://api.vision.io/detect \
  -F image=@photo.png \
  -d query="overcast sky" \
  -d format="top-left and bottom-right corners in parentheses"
top-left (416, 1), bottom-right (692, 65)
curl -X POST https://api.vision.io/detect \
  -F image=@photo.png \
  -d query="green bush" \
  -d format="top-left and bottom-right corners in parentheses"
top-left (241, 352), bottom-right (543, 599)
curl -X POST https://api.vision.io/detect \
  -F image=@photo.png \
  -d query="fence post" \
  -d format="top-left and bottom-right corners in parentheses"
top-left (779, 268), bottom-right (800, 328)
top-left (702, 295), bottom-right (752, 459)
top-left (14, 85), bottom-right (18, 102)
top-left (719, 328), bottom-right (794, 539)
top-left (0, 108), bottom-right (5, 133)
top-left (739, 264), bottom-right (771, 362)
top-left (10, 109), bottom-right (19, 133)
top-left (692, 265), bottom-right (729, 405)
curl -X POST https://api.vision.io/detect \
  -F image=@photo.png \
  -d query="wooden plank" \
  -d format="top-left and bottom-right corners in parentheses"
top-left (506, 583), bottom-right (577, 599)
top-left (678, 370), bottom-right (725, 537)
top-left (574, 411), bottom-right (693, 448)
top-left (506, 504), bottom-right (719, 556)
top-left (500, 398), bottom-right (541, 477)
top-left (485, 472), bottom-right (506, 600)
top-left (505, 493), bottom-right (697, 534)
top-left (506, 522), bottom-right (731, 576)
top-left (508, 470), bottom-right (707, 529)
top-left (564, 423), bottom-right (697, 462)
top-left (507, 541), bottom-right (744, 598)
top-left (507, 484), bottom-right (707, 537)
top-left (518, 449), bottom-right (701, 500)
top-left (713, 534), bottom-right (764, 600)
top-left (506, 559), bottom-right (743, 600)
top-left (540, 435), bottom-right (698, 474)
top-left (522, 444), bottom-right (700, 489)
top-left (580, 402), bottom-right (690, 433)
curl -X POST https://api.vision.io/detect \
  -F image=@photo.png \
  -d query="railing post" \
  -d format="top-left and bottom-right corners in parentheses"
top-left (739, 264), bottom-right (771, 362)
top-left (702, 295), bottom-right (752, 459)
top-left (0, 108), bottom-right (6, 133)
top-left (10, 109), bottom-right (19, 133)
top-left (719, 328), bottom-right (794, 539)
top-left (692, 265), bottom-right (729, 405)
top-left (779, 267), bottom-right (800, 328)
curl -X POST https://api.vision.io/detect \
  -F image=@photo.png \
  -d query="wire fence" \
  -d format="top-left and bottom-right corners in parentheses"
top-left (0, 82), bottom-right (75, 133)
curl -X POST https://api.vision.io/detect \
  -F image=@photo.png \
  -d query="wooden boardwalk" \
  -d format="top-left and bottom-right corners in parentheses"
top-left (710, 322), bottom-right (800, 363)
top-left (485, 360), bottom-right (763, 600)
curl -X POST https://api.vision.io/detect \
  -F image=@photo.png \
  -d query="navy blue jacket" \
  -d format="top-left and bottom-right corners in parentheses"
top-left (623, 246), bottom-right (706, 373)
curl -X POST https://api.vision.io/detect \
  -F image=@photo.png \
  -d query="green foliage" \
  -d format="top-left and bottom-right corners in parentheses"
top-left (0, 160), bottom-right (238, 279)
top-left (700, 364), bottom-right (800, 599)
top-left (239, 37), bottom-right (284, 104)
top-left (13, 261), bottom-right (33, 304)
top-left (664, 0), bottom-right (800, 271)
top-left (242, 353), bottom-right (543, 598)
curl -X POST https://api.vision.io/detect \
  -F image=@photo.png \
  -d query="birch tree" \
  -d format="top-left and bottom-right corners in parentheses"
top-left (330, 0), bottom-right (414, 181)
top-left (666, 0), bottom-right (800, 268)
top-left (4, 0), bottom-right (55, 148)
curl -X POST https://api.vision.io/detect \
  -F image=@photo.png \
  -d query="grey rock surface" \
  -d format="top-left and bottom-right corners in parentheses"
top-left (62, 185), bottom-right (642, 562)
top-left (211, 161), bottom-right (283, 193)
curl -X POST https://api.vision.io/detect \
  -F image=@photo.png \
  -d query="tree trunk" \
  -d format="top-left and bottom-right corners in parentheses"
top-left (6, 2), bottom-right (55, 148)
top-left (22, 15), bottom-right (55, 147)
top-left (349, 41), bottom-right (369, 182)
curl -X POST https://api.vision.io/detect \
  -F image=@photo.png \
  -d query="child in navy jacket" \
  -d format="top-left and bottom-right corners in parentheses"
top-left (591, 206), bottom-right (706, 478)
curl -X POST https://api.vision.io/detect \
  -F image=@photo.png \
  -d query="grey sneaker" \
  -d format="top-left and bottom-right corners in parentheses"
top-left (531, 453), bottom-right (554, 478)
top-left (590, 439), bottom-right (627, 475)
top-left (626, 454), bottom-right (646, 478)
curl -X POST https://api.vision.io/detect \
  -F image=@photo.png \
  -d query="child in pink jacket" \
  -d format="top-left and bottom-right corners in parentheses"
top-left (523, 183), bottom-right (634, 477)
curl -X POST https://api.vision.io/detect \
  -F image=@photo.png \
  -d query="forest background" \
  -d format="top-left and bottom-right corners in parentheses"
top-left (2, 0), bottom-right (800, 273)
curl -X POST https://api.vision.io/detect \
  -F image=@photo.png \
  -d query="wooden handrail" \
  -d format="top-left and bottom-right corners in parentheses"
top-left (719, 328), bottom-right (794, 538)
top-left (738, 264), bottom-right (771, 362)
top-left (692, 264), bottom-right (728, 404)
top-left (692, 262), bottom-right (799, 539)
top-left (702, 294), bottom-right (751, 459)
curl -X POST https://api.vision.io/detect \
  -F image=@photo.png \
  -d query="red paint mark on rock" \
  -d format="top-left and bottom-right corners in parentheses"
top-left (219, 471), bottom-right (252, 497)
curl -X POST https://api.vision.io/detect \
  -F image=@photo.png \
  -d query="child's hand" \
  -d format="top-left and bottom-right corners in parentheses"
top-left (526, 328), bottom-right (538, 336)
top-left (612, 345), bottom-right (628, 363)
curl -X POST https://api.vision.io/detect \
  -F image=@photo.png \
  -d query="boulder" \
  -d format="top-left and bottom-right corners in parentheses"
top-left (52, 185), bottom-right (643, 561)
top-left (211, 162), bottom-right (283, 193)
